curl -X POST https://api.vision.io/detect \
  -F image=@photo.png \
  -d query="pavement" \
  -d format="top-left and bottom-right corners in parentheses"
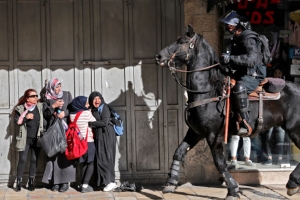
top-left (1, 183), bottom-right (300, 200)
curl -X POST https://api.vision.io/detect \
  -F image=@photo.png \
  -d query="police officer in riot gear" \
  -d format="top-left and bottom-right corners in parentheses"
top-left (220, 10), bottom-right (266, 136)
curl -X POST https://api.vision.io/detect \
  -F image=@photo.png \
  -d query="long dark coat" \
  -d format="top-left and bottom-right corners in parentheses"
top-left (41, 91), bottom-right (76, 185)
top-left (89, 103), bottom-right (116, 186)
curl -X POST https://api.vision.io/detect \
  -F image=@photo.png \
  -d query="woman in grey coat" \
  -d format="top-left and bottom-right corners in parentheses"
top-left (41, 78), bottom-right (75, 192)
top-left (14, 89), bottom-right (45, 192)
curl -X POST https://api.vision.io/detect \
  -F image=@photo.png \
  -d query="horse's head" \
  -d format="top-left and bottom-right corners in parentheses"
top-left (156, 24), bottom-right (197, 68)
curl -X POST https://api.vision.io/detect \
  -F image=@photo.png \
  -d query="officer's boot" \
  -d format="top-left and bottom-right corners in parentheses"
top-left (233, 84), bottom-right (252, 136)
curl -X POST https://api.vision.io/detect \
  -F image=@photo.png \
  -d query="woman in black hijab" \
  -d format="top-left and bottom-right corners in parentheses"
top-left (88, 91), bottom-right (117, 192)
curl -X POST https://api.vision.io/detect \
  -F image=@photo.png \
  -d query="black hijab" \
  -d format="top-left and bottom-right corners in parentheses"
top-left (88, 91), bottom-right (105, 112)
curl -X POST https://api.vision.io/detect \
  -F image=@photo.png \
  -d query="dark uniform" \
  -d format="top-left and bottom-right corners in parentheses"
top-left (221, 10), bottom-right (266, 136)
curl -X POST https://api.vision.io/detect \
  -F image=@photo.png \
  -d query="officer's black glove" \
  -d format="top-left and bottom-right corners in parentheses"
top-left (219, 63), bottom-right (231, 73)
top-left (220, 53), bottom-right (230, 65)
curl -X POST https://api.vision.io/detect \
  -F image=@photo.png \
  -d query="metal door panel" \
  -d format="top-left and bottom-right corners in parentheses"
top-left (0, 1), bottom-right (9, 61)
top-left (135, 110), bottom-right (160, 171)
top-left (50, 65), bottom-right (75, 96)
top-left (133, 63), bottom-right (160, 106)
top-left (16, 0), bottom-right (42, 61)
top-left (101, 66), bottom-right (126, 105)
top-left (49, 0), bottom-right (75, 61)
top-left (83, 66), bottom-right (93, 97)
top-left (0, 114), bottom-right (11, 180)
top-left (99, 0), bottom-right (125, 60)
top-left (132, 0), bottom-right (159, 59)
top-left (166, 70), bottom-right (179, 105)
top-left (17, 66), bottom-right (43, 96)
top-left (0, 66), bottom-right (10, 108)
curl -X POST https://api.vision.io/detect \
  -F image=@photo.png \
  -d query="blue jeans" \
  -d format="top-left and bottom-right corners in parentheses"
top-left (264, 126), bottom-right (285, 158)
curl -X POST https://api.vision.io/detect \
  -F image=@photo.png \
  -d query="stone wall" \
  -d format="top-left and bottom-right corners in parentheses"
top-left (182, 0), bottom-right (223, 185)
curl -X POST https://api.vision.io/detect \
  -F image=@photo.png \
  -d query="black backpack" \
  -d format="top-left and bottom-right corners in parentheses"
top-left (256, 34), bottom-right (272, 66)
top-left (244, 32), bottom-right (272, 66)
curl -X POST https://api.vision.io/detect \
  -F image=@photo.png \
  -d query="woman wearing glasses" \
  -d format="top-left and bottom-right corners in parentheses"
top-left (41, 78), bottom-right (74, 192)
top-left (14, 89), bottom-right (45, 192)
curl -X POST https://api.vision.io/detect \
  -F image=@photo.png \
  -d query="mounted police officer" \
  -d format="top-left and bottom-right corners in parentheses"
top-left (220, 10), bottom-right (266, 136)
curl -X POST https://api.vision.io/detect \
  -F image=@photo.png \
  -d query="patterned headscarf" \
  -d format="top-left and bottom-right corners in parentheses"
top-left (45, 78), bottom-right (63, 100)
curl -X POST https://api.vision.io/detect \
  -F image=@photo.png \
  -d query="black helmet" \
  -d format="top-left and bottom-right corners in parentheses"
top-left (220, 10), bottom-right (251, 30)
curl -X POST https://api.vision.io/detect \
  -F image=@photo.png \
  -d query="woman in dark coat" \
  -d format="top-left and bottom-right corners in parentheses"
top-left (41, 78), bottom-right (75, 192)
top-left (88, 91), bottom-right (117, 192)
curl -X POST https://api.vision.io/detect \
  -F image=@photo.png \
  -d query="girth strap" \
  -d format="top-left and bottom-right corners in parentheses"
top-left (250, 92), bottom-right (264, 138)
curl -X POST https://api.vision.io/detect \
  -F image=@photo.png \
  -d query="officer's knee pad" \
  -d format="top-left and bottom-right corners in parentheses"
top-left (233, 82), bottom-right (246, 93)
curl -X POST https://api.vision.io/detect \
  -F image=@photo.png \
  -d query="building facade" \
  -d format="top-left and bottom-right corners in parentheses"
top-left (1, 0), bottom-right (297, 187)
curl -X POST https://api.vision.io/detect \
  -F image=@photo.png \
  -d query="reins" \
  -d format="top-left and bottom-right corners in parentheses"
top-left (169, 63), bottom-right (220, 73)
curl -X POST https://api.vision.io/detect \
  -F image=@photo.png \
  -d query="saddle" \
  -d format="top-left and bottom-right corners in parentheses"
top-left (231, 78), bottom-right (285, 101)
top-left (230, 78), bottom-right (286, 137)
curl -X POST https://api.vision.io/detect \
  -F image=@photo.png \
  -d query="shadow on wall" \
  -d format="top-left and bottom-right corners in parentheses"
top-left (109, 79), bottom-right (162, 185)
top-left (5, 110), bottom-right (16, 187)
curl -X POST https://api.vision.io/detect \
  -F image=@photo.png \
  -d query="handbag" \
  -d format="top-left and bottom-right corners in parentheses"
top-left (39, 117), bottom-right (67, 157)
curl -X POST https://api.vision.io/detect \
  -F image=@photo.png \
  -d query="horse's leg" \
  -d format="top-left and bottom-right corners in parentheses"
top-left (206, 132), bottom-right (240, 200)
top-left (162, 128), bottom-right (204, 193)
top-left (286, 131), bottom-right (300, 196)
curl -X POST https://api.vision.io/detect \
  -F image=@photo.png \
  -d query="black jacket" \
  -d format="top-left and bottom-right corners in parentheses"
top-left (229, 30), bottom-right (266, 80)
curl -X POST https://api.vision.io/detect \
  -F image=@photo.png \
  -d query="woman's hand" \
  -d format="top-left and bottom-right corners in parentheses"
top-left (56, 111), bottom-right (65, 119)
top-left (26, 113), bottom-right (34, 119)
top-left (52, 99), bottom-right (64, 109)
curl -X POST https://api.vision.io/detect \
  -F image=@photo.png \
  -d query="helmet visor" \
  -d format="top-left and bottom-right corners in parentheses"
top-left (220, 10), bottom-right (239, 26)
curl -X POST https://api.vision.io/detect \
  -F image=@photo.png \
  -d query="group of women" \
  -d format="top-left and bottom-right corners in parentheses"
top-left (14, 78), bottom-right (117, 193)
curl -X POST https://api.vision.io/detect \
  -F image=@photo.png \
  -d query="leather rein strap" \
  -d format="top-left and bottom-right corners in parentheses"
top-left (169, 63), bottom-right (220, 73)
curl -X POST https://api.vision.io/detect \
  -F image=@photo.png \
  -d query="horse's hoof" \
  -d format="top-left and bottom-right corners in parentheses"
top-left (162, 185), bottom-right (176, 193)
top-left (225, 196), bottom-right (240, 200)
top-left (287, 186), bottom-right (300, 196)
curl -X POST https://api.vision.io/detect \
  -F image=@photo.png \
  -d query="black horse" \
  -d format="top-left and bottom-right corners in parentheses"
top-left (155, 25), bottom-right (300, 199)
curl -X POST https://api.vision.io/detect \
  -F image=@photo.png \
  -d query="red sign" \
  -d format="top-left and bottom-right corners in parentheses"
top-left (230, 0), bottom-right (281, 25)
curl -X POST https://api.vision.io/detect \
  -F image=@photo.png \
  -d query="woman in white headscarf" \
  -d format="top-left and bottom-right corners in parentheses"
top-left (41, 78), bottom-right (75, 192)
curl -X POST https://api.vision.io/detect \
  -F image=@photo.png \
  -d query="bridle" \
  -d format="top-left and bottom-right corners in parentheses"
top-left (167, 34), bottom-right (197, 68)
top-left (165, 34), bottom-right (230, 108)
top-left (166, 34), bottom-right (221, 94)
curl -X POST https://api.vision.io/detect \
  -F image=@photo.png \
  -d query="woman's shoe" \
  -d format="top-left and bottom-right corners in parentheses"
top-left (103, 182), bottom-right (117, 192)
top-left (15, 178), bottom-right (22, 192)
top-left (51, 184), bottom-right (60, 192)
top-left (81, 185), bottom-right (94, 193)
top-left (28, 177), bottom-right (35, 191)
top-left (59, 183), bottom-right (69, 192)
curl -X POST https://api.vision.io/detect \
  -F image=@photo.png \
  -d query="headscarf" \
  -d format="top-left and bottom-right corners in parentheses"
top-left (45, 78), bottom-right (63, 100)
top-left (70, 96), bottom-right (89, 114)
top-left (17, 102), bottom-right (37, 125)
top-left (88, 91), bottom-right (105, 112)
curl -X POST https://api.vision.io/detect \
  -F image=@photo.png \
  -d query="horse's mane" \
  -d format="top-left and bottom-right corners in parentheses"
top-left (195, 34), bottom-right (225, 95)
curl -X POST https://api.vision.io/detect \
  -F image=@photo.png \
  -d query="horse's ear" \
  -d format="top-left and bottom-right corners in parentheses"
top-left (187, 24), bottom-right (195, 37)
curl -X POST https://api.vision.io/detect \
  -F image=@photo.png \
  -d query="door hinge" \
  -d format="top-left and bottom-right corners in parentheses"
top-left (44, 0), bottom-right (49, 7)
top-left (125, 0), bottom-right (131, 7)
top-left (130, 163), bottom-right (134, 170)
